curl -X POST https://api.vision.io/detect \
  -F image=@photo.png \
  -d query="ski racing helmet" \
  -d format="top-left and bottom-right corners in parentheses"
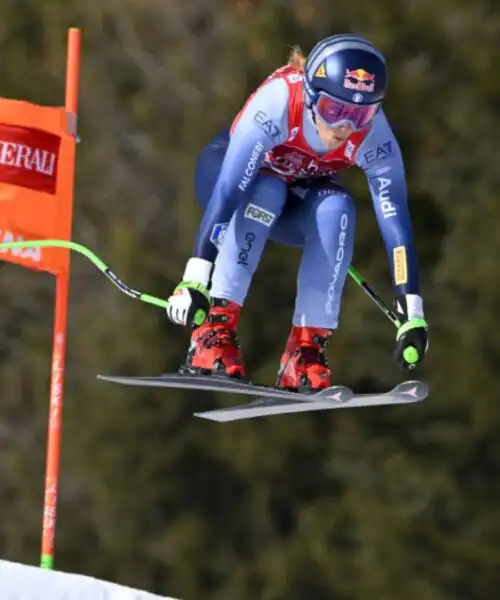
top-left (304, 34), bottom-right (388, 131)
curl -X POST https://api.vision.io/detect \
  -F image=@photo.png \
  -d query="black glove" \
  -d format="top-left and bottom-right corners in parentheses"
top-left (393, 295), bottom-right (428, 370)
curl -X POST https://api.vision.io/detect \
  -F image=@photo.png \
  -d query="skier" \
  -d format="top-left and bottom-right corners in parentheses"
top-left (165, 34), bottom-right (429, 390)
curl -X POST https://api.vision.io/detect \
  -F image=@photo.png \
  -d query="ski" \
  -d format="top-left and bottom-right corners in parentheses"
top-left (97, 371), bottom-right (314, 400)
top-left (97, 372), bottom-right (428, 422)
top-left (195, 380), bottom-right (428, 422)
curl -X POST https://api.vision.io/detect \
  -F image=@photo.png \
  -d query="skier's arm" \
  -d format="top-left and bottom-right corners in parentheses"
top-left (166, 77), bottom-right (289, 328)
top-left (356, 110), bottom-right (420, 299)
top-left (355, 110), bottom-right (428, 369)
top-left (193, 78), bottom-right (290, 262)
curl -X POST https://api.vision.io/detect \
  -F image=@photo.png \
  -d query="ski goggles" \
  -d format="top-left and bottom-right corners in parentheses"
top-left (314, 91), bottom-right (380, 130)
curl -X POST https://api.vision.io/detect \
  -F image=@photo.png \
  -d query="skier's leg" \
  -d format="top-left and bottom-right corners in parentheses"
top-left (189, 157), bottom-right (288, 376)
top-left (293, 182), bottom-right (356, 329)
top-left (210, 175), bottom-right (288, 303)
top-left (185, 129), bottom-right (242, 375)
top-left (271, 181), bottom-right (356, 389)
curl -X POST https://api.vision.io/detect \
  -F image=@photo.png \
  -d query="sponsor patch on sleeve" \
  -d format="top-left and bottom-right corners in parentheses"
top-left (210, 222), bottom-right (228, 250)
top-left (244, 203), bottom-right (276, 227)
top-left (393, 245), bottom-right (408, 285)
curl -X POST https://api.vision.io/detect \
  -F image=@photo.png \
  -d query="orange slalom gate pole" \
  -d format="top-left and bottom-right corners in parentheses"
top-left (40, 27), bottom-right (80, 570)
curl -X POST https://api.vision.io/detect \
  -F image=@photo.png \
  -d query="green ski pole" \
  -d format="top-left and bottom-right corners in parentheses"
top-left (0, 240), bottom-right (400, 329)
top-left (0, 239), bottom-right (170, 310)
top-left (348, 265), bottom-right (401, 328)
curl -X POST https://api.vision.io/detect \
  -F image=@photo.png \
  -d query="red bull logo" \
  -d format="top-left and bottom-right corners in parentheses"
top-left (344, 68), bottom-right (375, 92)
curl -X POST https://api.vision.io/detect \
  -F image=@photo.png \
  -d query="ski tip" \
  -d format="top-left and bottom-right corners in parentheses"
top-left (392, 380), bottom-right (429, 401)
top-left (193, 411), bottom-right (225, 422)
top-left (97, 374), bottom-right (126, 384)
top-left (96, 374), bottom-right (147, 387)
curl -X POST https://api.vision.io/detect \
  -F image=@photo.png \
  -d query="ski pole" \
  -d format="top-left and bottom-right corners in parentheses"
top-left (348, 265), bottom-right (401, 329)
top-left (0, 240), bottom-right (400, 328)
top-left (0, 239), bottom-right (170, 310)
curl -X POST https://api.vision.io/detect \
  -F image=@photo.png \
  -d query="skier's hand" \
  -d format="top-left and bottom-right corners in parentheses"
top-left (167, 258), bottom-right (212, 328)
top-left (393, 294), bottom-right (428, 370)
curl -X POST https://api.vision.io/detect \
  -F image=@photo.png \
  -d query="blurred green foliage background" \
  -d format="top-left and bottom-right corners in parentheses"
top-left (1, 1), bottom-right (500, 598)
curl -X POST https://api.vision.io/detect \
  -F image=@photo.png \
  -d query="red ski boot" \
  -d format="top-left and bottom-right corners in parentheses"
top-left (276, 326), bottom-right (332, 391)
top-left (185, 298), bottom-right (246, 378)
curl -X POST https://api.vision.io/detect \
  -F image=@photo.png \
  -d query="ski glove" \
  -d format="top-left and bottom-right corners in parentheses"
top-left (166, 258), bottom-right (211, 328)
top-left (393, 294), bottom-right (428, 370)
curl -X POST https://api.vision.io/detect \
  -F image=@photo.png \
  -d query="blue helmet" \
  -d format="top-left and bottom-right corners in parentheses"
top-left (303, 34), bottom-right (388, 130)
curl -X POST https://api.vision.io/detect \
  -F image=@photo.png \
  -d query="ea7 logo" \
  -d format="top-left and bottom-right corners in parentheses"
top-left (253, 110), bottom-right (281, 140)
top-left (364, 140), bottom-right (393, 164)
